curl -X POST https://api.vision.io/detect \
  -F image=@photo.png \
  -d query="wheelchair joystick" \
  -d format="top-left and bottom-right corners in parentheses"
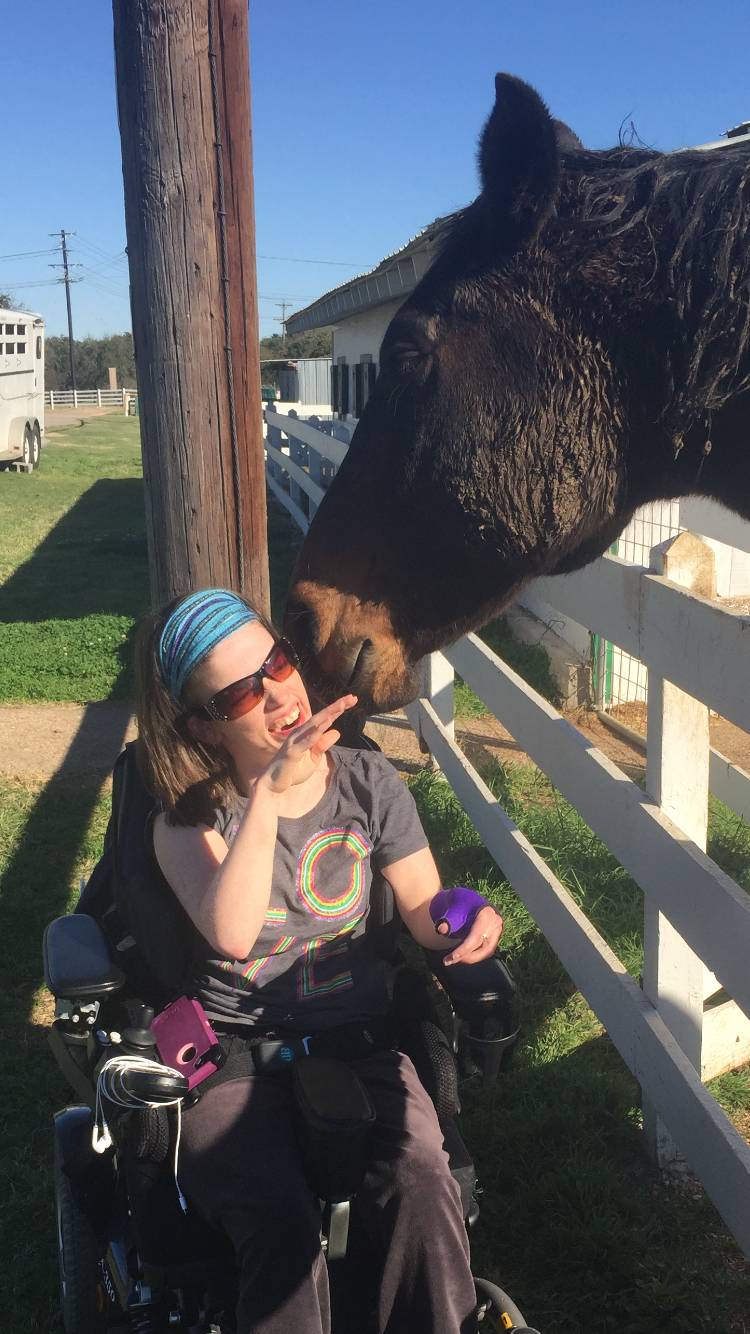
top-left (121, 1003), bottom-right (157, 1054)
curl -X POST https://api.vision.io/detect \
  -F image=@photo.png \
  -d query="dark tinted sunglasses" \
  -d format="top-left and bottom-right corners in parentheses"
top-left (188, 637), bottom-right (299, 722)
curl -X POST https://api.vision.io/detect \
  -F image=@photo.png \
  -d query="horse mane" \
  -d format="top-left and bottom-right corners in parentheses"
top-left (430, 135), bottom-right (750, 440)
top-left (554, 141), bottom-right (750, 430)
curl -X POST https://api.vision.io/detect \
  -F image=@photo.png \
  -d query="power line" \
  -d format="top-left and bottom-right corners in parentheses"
top-left (0, 248), bottom-right (58, 262)
top-left (258, 253), bottom-right (369, 267)
top-left (79, 252), bottom-right (128, 278)
top-left (258, 293), bottom-right (317, 302)
top-left (78, 264), bottom-right (129, 293)
top-left (75, 233), bottom-right (128, 264)
top-left (0, 277), bottom-right (67, 289)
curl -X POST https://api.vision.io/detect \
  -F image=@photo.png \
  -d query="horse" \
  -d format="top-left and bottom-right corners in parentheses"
top-left (286, 74), bottom-right (750, 713)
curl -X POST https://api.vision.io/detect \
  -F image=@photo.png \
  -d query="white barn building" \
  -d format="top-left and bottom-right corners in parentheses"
top-left (285, 218), bottom-right (451, 420)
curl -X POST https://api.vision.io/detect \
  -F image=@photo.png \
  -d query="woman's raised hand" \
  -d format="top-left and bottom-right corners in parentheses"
top-left (256, 695), bottom-right (358, 795)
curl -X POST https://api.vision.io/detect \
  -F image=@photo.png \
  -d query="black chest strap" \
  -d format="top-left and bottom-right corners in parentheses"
top-left (191, 1017), bottom-right (393, 1098)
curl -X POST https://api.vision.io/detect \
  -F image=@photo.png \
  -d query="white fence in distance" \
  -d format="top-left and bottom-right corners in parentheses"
top-left (45, 389), bottom-right (137, 409)
top-left (264, 408), bottom-right (750, 1255)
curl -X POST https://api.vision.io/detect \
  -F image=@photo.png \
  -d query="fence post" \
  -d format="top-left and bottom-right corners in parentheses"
top-left (97, 389), bottom-right (102, 407)
top-left (265, 417), bottom-right (282, 483)
top-left (49, 390), bottom-right (54, 409)
top-left (407, 652), bottom-right (455, 763)
top-left (642, 532), bottom-right (714, 1167)
top-left (287, 418), bottom-right (307, 515)
top-left (307, 448), bottom-right (322, 519)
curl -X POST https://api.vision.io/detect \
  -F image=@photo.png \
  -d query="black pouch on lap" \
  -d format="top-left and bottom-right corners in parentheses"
top-left (292, 1056), bottom-right (375, 1203)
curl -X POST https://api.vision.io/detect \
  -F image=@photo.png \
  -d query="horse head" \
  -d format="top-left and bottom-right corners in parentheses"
top-left (287, 75), bottom-right (750, 712)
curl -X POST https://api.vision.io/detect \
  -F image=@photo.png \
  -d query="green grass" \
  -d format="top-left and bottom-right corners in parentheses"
top-left (4, 423), bottom-right (750, 1330)
top-left (0, 416), bottom-right (147, 701)
top-left (455, 617), bottom-right (562, 719)
top-left (410, 761), bottom-right (750, 1333)
top-left (5, 760), bottom-right (750, 1331)
top-left (0, 417), bottom-right (302, 703)
top-left (1, 775), bottom-right (112, 1331)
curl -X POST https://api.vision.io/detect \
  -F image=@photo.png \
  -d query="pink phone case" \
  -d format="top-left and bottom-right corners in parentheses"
top-left (152, 996), bottom-right (221, 1090)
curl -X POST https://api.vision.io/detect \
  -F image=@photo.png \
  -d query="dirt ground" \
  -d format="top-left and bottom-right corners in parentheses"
top-left (610, 701), bottom-right (750, 773)
top-left (2, 683), bottom-right (741, 784)
top-left (5, 691), bottom-right (750, 789)
top-left (45, 406), bottom-right (125, 429)
top-left (0, 699), bottom-right (647, 784)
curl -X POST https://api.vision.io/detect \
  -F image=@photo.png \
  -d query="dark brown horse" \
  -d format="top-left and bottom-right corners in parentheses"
top-left (286, 75), bottom-right (750, 712)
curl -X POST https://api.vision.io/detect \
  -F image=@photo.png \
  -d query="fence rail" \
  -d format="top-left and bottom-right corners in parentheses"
top-left (410, 694), bottom-right (750, 1254)
top-left (536, 557), bottom-right (750, 733)
top-left (265, 408), bottom-right (750, 1256)
top-left (45, 389), bottom-right (137, 408)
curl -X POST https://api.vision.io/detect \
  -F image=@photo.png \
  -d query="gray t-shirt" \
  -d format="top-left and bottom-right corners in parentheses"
top-left (191, 747), bottom-right (428, 1033)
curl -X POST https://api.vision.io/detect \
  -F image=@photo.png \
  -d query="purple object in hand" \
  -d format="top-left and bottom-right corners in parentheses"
top-left (429, 886), bottom-right (487, 939)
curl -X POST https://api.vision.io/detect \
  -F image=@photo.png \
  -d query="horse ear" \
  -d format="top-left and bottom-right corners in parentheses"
top-left (478, 74), bottom-right (561, 253)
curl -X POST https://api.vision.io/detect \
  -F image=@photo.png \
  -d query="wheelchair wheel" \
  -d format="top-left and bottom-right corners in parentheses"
top-left (474, 1275), bottom-right (532, 1331)
top-left (54, 1141), bottom-right (108, 1333)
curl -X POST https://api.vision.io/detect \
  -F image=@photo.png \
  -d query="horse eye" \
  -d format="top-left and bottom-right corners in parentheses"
top-left (389, 344), bottom-right (426, 375)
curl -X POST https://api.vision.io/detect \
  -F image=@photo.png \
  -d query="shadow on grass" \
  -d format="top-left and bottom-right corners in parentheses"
top-left (464, 1033), bottom-right (749, 1334)
top-left (0, 477), bottom-right (149, 702)
top-left (2, 490), bottom-right (303, 1327)
top-left (0, 478), bottom-right (148, 623)
top-left (1, 672), bottom-right (134, 1328)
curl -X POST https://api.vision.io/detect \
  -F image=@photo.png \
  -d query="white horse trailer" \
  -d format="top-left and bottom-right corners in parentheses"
top-left (0, 308), bottom-right (44, 472)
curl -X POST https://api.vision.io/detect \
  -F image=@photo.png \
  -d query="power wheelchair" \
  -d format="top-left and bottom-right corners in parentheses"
top-left (43, 743), bottom-right (538, 1334)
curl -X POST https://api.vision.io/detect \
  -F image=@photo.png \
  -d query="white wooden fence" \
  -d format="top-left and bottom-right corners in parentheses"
top-left (45, 388), bottom-right (136, 409)
top-left (265, 408), bottom-right (750, 1256)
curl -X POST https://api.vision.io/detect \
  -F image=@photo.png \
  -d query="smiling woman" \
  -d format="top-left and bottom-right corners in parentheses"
top-left (129, 584), bottom-right (502, 1334)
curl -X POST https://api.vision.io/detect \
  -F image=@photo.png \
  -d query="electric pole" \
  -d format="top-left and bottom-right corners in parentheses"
top-left (112, 0), bottom-right (269, 612)
top-left (49, 229), bottom-right (79, 392)
top-left (275, 301), bottom-right (291, 352)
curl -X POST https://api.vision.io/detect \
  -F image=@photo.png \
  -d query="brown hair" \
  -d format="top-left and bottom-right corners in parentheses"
top-left (134, 591), bottom-right (279, 827)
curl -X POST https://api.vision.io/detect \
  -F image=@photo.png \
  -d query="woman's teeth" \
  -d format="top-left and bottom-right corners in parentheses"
top-left (272, 706), bottom-right (300, 733)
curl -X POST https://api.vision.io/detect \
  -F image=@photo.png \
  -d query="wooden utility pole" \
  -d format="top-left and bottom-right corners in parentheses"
top-left (112, 0), bottom-right (270, 612)
top-left (49, 229), bottom-right (79, 392)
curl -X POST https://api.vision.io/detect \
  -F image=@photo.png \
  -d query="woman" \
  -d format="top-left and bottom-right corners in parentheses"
top-left (135, 587), bottom-right (503, 1334)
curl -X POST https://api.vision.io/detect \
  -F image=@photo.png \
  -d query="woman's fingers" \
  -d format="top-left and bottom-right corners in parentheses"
top-left (310, 729), bottom-right (340, 758)
top-left (444, 906), bottom-right (503, 965)
top-left (258, 696), bottom-right (357, 794)
top-left (289, 695), bottom-right (357, 750)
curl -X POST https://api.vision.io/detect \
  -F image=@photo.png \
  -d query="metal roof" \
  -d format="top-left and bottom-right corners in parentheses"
top-left (284, 214), bottom-right (455, 335)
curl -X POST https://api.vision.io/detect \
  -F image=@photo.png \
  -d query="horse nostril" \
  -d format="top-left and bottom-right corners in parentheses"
top-left (348, 639), bottom-right (374, 692)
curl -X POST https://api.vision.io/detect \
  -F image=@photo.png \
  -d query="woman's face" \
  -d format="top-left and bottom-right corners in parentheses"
top-left (185, 620), bottom-right (313, 775)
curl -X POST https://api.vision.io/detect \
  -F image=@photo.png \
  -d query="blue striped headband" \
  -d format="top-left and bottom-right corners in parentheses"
top-left (158, 589), bottom-right (258, 701)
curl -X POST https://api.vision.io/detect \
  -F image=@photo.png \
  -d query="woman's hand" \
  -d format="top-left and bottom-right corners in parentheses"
top-left (442, 904), bottom-right (504, 966)
top-left (256, 694), bottom-right (358, 795)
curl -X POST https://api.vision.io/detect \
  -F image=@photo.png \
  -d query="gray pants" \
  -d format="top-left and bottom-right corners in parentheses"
top-left (179, 1049), bottom-right (477, 1334)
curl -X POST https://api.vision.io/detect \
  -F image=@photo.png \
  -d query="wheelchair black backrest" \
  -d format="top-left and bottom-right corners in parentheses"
top-left (77, 742), bottom-right (200, 1006)
top-left (78, 737), bottom-right (401, 1007)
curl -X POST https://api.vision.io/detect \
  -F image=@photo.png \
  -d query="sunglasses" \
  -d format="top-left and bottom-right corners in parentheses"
top-left (188, 637), bottom-right (300, 722)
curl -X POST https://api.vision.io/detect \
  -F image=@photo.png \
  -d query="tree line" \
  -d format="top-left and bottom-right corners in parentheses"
top-left (43, 329), bottom-right (330, 391)
top-left (259, 329), bottom-right (332, 386)
top-left (44, 333), bottom-right (138, 391)
top-left (0, 291), bottom-right (332, 391)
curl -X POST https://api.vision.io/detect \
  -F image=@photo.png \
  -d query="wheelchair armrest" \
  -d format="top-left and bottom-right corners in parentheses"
top-left (292, 1056), bottom-right (375, 1204)
top-left (428, 951), bottom-right (518, 1026)
top-left (43, 913), bottom-right (125, 1000)
top-left (427, 951), bottom-right (520, 1084)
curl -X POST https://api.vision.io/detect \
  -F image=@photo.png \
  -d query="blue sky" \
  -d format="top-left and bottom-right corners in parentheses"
top-left (3, 0), bottom-right (748, 339)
